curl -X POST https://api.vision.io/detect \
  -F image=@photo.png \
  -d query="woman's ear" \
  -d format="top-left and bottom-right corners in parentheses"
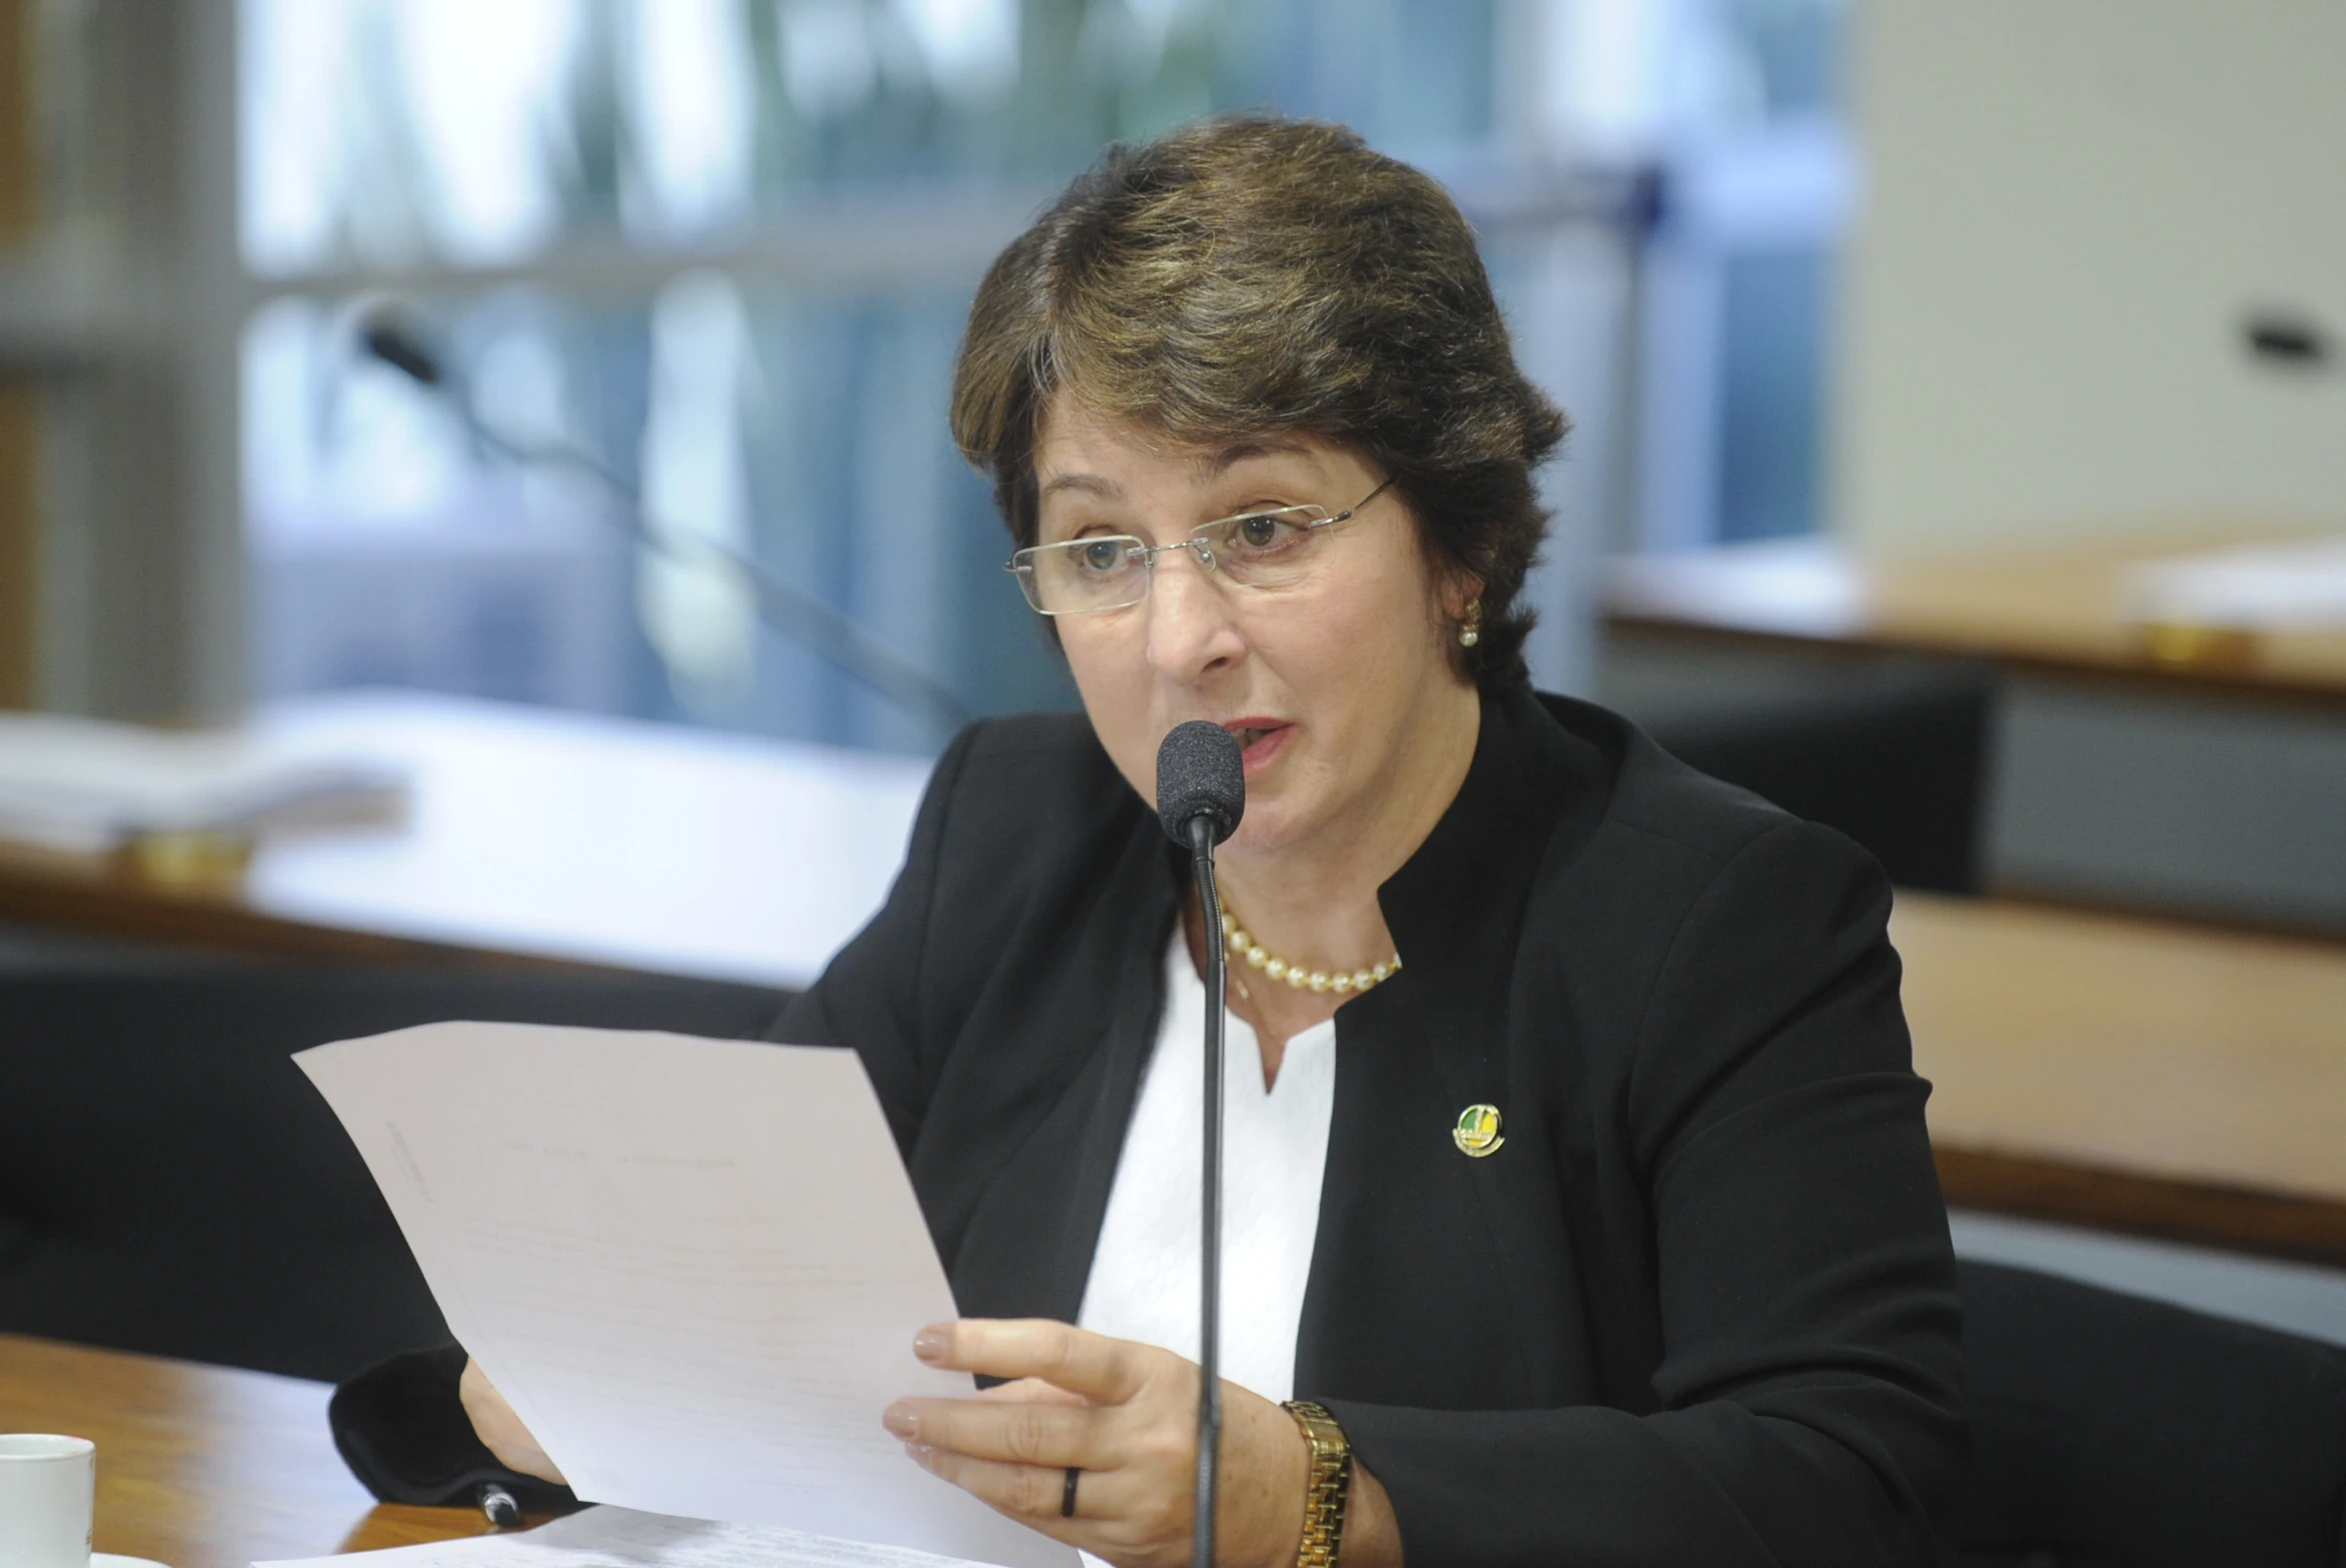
top-left (1439, 572), bottom-right (1485, 625)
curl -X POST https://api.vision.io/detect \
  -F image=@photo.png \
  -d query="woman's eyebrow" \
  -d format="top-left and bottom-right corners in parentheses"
top-left (1038, 472), bottom-right (1123, 502)
top-left (1198, 439), bottom-right (1311, 478)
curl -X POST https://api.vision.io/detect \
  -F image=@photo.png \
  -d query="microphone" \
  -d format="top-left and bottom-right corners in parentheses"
top-left (1157, 719), bottom-right (1245, 850)
top-left (1155, 720), bottom-right (1243, 1568)
top-left (355, 308), bottom-right (972, 734)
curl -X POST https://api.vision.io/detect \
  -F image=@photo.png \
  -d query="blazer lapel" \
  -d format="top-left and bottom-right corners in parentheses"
top-left (943, 823), bottom-right (1180, 1327)
top-left (1296, 686), bottom-right (1610, 1408)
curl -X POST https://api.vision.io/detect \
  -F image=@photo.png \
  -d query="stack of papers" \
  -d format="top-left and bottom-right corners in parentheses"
top-left (257, 1505), bottom-right (1002, 1568)
top-left (296, 1023), bottom-right (1073, 1568)
top-left (0, 711), bottom-right (406, 854)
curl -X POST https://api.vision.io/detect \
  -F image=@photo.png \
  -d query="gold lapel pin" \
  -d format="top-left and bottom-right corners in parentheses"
top-left (1452, 1103), bottom-right (1504, 1157)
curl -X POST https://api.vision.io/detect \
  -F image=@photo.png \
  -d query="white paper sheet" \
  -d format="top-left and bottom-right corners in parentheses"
top-left (297, 1023), bottom-right (1072, 1568)
top-left (255, 1504), bottom-right (993, 1568)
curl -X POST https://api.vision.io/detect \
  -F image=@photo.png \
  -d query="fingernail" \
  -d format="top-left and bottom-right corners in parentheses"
top-left (913, 1326), bottom-right (950, 1363)
top-left (882, 1403), bottom-right (919, 1439)
top-left (904, 1441), bottom-right (934, 1466)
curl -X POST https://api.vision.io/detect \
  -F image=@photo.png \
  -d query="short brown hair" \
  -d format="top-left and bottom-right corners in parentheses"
top-left (951, 115), bottom-right (1568, 690)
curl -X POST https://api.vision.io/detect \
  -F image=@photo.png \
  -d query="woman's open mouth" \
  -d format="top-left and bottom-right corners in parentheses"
top-left (1222, 721), bottom-right (1293, 774)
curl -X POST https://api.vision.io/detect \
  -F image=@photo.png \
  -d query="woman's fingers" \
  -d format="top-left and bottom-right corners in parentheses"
top-left (885, 1390), bottom-right (1100, 1468)
top-left (907, 1444), bottom-right (1080, 1525)
top-left (905, 1443), bottom-right (1184, 1548)
top-left (974, 1376), bottom-right (1088, 1407)
top-left (914, 1318), bottom-right (1160, 1404)
top-left (458, 1356), bottom-right (568, 1485)
top-left (892, 1328), bottom-right (1319, 1568)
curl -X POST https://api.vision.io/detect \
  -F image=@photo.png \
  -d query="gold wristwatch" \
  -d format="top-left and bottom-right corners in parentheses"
top-left (1281, 1400), bottom-right (1352, 1568)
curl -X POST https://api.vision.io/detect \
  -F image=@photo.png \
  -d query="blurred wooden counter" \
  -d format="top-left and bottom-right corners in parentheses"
top-left (1898, 891), bottom-right (2346, 1266)
top-left (0, 691), bottom-right (931, 988)
top-left (0, 1331), bottom-right (500, 1567)
top-left (1605, 535), bottom-right (2346, 703)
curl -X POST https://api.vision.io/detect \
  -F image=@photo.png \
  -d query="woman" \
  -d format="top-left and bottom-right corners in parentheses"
top-left (364, 117), bottom-right (1967, 1566)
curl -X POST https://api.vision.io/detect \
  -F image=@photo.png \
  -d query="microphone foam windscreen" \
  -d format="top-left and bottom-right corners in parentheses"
top-left (1156, 720), bottom-right (1245, 847)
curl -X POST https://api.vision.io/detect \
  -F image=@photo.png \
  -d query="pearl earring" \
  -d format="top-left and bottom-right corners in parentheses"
top-left (1458, 599), bottom-right (1483, 649)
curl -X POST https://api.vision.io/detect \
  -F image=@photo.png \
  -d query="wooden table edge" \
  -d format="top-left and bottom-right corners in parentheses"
top-left (0, 862), bottom-right (657, 976)
top-left (1935, 1142), bottom-right (2346, 1270)
top-left (1602, 611), bottom-right (2346, 713)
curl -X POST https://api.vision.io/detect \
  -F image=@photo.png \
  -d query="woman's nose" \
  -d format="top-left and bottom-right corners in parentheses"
top-left (1145, 545), bottom-right (1244, 679)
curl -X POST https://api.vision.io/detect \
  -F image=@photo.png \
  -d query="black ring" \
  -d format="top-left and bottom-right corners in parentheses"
top-left (1061, 1466), bottom-right (1081, 1518)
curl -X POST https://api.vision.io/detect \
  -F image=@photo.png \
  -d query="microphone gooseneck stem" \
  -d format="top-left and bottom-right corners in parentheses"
top-left (358, 318), bottom-right (971, 734)
top-left (463, 418), bottom-right (972, 735)
top-left (1186, 812), bottom-right (1226, 1568)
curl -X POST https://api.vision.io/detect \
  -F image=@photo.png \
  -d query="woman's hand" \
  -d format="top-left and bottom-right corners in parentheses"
top-left (882, 1320), bottom-right (1400, 1568)
top-left (458, 1356), bottom-right (567, 1485)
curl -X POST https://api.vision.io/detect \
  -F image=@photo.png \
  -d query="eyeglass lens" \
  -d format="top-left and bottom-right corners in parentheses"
top-left (1015, 507), bottom-right (1332, 615)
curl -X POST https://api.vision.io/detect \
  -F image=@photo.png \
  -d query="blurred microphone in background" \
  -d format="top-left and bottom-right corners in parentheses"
top-left (357, 308), bottom-right (971, 735)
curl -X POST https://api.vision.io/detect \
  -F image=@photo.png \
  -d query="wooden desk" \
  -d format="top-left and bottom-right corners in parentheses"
top-left (1605, 535), bottom-right (2346, 704)
top-left (1899, 892), bottom-right (2346, 1266)
top-left (0, 692), bottom-right (931, 988)
top-left (0, 1332), bottom-right (488, 1568)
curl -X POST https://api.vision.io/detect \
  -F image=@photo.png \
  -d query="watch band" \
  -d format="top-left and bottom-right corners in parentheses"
top-left (1281, 1400), bottom-right (1352, 1568)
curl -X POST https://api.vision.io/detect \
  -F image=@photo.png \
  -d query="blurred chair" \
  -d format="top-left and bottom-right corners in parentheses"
top-left (1606, 641), bottom-right (1998, 892)
top-left (0, 956), bottom-right (790, 1382)
top-left (1958, 1258), bottom-right (2346, 1567)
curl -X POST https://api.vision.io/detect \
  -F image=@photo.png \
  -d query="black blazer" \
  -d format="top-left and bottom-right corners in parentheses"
top-left (770, 682), bottom-right (1967, 1566)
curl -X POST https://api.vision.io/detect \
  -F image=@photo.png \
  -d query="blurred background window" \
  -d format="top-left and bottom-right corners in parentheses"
top-left (235, 0), bottom-right (1850, 753)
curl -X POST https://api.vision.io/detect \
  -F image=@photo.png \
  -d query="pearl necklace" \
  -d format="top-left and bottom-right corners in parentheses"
top-left (1219, 910), bottom-right (1402, 997)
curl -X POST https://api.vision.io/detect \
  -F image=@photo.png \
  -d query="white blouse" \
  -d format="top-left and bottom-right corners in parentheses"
top-left (1077, 932), bottom-right (1338, 1403)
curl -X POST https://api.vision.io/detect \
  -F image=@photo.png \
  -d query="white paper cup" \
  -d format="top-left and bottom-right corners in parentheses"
top-left (0, 1434), bottom-right (96, 1568)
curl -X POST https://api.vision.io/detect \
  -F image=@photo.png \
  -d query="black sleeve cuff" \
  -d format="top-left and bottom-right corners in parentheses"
top-left (328, 1343), bottom-right (579, 1511)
